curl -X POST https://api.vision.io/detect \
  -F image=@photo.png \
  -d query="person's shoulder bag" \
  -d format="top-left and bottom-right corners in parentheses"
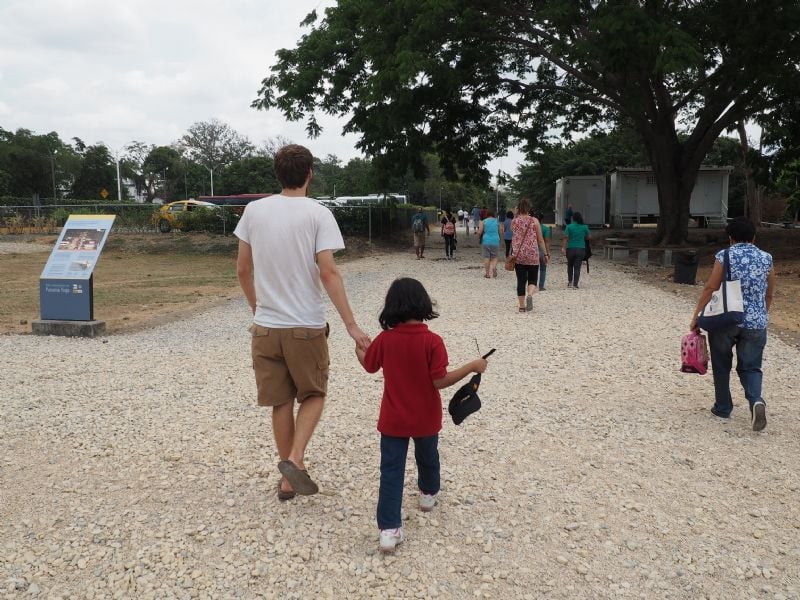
top-left (696, 248), bottom-right (744, 331)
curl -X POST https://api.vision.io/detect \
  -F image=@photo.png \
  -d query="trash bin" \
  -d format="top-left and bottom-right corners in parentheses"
top-left (674, 250), bottom-right (698, 285)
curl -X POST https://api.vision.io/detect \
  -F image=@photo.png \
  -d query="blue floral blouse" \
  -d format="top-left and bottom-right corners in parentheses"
top-left (715, 243), bottom-right (773, 330)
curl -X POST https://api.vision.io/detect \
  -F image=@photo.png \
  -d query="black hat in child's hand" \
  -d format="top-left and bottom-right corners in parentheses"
top-left (448, 348), bottom-right (494, 425)
top-left (448, 373), bottom-right (482, 425)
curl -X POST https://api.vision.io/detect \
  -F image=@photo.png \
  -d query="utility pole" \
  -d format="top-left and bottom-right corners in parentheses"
top-left (116, 155), bottom-right (122, 201)
top-left (204, 165), bottom-right (214, 196)
top-left (163, 167), bottom-right (169, 201)
top-left (49, 149), bottom-right (58, 201)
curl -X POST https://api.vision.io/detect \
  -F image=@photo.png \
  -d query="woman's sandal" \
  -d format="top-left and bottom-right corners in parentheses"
top-left (518, 307), bottom-right (526, 313)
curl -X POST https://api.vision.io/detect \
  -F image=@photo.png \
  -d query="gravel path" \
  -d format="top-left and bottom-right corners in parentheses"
top-left (2, 246), bottom-right (799, 600)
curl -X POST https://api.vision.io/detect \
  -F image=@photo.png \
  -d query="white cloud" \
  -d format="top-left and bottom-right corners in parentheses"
top-left (0, 0), bottom-right (518, 179)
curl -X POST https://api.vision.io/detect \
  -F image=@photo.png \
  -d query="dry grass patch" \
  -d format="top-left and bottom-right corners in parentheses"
top-left (0, 233), bottom-right (240, 335)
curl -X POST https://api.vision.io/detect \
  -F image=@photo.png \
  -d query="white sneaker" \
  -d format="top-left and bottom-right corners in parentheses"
top-left (419, 492), bottom-right (438, 512)
top-left (379, 527), bottom-right (405, 554)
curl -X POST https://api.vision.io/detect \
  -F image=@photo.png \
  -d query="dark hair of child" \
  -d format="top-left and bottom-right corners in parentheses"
top-left (441, 217), bottom-right (448, 225)
top-left (378, 278), bottom-right (439, 330)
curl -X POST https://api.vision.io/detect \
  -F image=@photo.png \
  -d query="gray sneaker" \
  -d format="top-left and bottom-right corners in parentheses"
top-left (525, 295), bottom-right (533, 312)
top-left (752, 401), bottom-right (767, 432)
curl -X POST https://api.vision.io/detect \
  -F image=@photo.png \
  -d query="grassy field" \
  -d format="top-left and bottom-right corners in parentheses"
top-left (0, 233), bottom-right (242, 335)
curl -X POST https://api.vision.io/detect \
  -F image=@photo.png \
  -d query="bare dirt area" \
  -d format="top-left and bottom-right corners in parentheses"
top-left (0, 232), bottom-right (379, 335)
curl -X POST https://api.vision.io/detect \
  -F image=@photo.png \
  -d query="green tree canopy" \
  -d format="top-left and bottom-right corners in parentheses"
top-left (143, 146), bottom-right (182, 202)
top-left (256, 0), bottom-right (800, 244)
top-left (0, 128), bottom-right (81, 200)
top-left (180, 119), bottom-right (254, 171)
top-left (122, 141), bottom-right (154, 200)
top-left (217, 156), bottom-right (280, 195)
top-left (69, 144), bottom-right (116, 200)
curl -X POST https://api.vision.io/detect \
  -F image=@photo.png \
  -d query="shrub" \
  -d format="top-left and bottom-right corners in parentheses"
top-left (51, 207), bottom-right (70, 226)
top-left (176, 207), bottom-right (240, 234)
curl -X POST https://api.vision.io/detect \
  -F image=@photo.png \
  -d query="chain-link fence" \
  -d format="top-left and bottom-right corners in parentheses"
top-left (0, 202), bottom-right (423, 239)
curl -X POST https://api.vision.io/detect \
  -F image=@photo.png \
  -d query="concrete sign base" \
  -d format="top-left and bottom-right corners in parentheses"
top-left (32, 319), bottom-right (106, 338)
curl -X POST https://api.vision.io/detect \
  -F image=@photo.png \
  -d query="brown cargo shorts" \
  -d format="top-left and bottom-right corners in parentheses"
top-left (250, 323), bottom-right (330, 407)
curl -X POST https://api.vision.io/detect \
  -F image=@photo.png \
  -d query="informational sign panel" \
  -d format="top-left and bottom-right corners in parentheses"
top-left (40, 214), bottom-right (115, 321)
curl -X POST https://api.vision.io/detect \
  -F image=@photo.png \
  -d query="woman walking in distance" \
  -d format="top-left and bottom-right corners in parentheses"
top-left (440, 216), bottom-right (456, 260)
top-left (477, 209), bottom-right (503, 277)
top-left (510, 199), bottom-right (544, 313)
top-left (561, 211), bottom-right (590, 289)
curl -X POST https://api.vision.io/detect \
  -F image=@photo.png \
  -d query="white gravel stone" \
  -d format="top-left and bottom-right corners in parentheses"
top-left (2, 247), bottom-right (799, 598)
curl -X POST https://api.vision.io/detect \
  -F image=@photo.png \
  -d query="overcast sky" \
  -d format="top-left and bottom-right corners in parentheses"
top-left (0, 0), bottom-right (520, 179)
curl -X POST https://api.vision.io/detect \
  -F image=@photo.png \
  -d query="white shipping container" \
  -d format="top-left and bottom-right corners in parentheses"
top-left (554, 175), bottom-right (606, 226)
top-left (609, 167), bottom-right (730, 227)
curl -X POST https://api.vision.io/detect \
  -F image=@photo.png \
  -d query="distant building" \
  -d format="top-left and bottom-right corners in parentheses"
top-left (610, 166), bottom-right (731, 228)
top-left (554, 175), bottom-right (606, 227)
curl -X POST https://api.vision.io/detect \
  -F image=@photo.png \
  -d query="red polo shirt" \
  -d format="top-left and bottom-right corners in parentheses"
top-left (363, 323), bottom-right (449, 437)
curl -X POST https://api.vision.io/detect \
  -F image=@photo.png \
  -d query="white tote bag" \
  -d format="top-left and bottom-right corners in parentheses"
top-left (696, 249), bottom-right (744, 331)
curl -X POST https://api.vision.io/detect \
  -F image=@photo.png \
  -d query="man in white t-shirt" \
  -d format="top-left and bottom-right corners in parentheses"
top-left (235, 144), bottom-right (370, 500)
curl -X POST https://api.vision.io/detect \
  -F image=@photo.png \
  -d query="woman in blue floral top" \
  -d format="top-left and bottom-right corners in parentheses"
top-left (690, 217), bottom-right (776, 431)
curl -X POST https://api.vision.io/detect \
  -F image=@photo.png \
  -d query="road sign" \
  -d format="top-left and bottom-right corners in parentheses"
top-left (100, 188), bottom-right (109, 199)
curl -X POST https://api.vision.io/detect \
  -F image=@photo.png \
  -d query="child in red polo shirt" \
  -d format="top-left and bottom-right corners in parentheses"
top-left (356, 278), bottom-right (488, 555)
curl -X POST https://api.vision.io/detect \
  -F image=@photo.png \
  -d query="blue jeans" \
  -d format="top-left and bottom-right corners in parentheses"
top-left (377, 434), bottom-right (440, 529)
top-left (708, 325), bottom-right (767, 417)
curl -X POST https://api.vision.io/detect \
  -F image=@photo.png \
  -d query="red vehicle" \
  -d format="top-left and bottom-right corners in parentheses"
top-left (198, 194), bottom-right (271, 214)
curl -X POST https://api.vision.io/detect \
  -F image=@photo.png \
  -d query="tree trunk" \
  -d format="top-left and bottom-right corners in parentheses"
top-left (737, 121), bottom-right (761, 225)
top-left (645, 128), bottom-right (694, 245)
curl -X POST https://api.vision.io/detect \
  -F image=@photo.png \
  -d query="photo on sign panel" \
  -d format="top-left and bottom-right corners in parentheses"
top-left (57, 229), bottom-right (105, 252)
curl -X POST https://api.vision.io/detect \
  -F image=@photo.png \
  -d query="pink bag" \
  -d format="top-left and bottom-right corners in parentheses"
top-left (681, 330), bottom-right (709, 375)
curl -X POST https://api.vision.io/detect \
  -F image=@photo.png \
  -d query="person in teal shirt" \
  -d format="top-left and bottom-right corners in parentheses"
top-left (535, 213), bottom-right (551, 290)
top-left (560, 212), bottom-right (590, 288)
top-left (478, 209), bottom-right (503, 278)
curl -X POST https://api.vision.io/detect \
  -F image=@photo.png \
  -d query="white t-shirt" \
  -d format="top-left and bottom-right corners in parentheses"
top-left (234, 195), bottom-right (344, 328)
